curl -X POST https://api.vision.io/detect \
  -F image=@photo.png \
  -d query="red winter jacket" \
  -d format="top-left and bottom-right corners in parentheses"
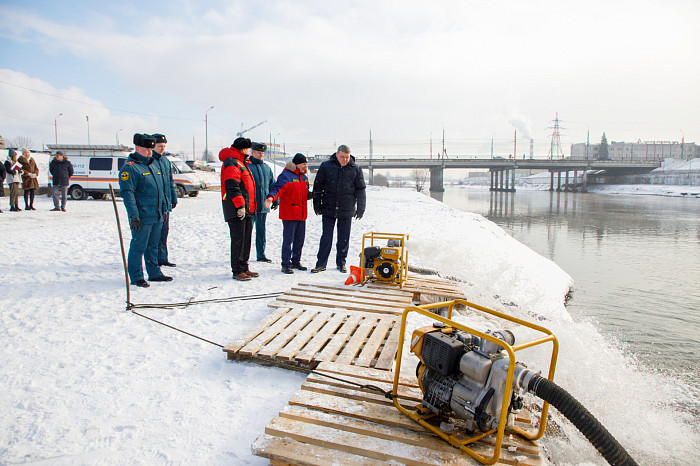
top-left (267, 162), bottom-right (311, 221)
top-left (219, 147), bottom-right (256, 222)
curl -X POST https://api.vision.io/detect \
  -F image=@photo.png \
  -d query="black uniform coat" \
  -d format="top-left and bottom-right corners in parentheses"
top-left (312, 153), bottom-right (366, 218)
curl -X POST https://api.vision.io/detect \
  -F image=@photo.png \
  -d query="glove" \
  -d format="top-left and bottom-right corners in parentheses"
top-left (129, 218), bottom-right (142, 231)
top-left (271, 202), bottom-right (279, 210)
top-left (354, 212), bottom-right (363, 220)
top-left (237, 207), bottom-right (246, 219)
top-left (171, 202), bottom-right (177, 209)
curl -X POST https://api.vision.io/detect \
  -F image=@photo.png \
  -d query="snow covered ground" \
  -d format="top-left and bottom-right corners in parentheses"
top-left (1, 186), bottom-right (698, 464)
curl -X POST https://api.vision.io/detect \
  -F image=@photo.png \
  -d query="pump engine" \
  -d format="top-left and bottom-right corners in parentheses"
top-left (363, 239), bottom-right (403, 283)
top-left (410, 323), bottom-right (535, 433)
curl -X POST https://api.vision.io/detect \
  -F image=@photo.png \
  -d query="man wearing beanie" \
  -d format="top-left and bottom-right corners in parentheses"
top-left (265, 153), bottom-right (312, 274)
top-left (151, 133), bottom-right (178, 268)
top-left (119, 133), bottom-right (172, 288)
top-left (248, 142), bottom-right (276, 263)
top-left (219, 137), bottom-right (259, 281)
top-left (311, 144), bottom-right (366, 274)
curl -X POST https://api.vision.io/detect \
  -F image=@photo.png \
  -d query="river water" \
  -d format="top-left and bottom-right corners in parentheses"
top-left (441, 188), bottom-right (699, 404)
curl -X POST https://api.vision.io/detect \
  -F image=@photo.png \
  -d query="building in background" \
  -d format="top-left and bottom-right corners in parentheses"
top-left (571, 140), bottom-right (699, 161)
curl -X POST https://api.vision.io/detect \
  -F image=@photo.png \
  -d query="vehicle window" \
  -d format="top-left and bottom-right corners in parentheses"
top-left (118, 158), bottom-right (127, 170)
top-left (172, 160), bottom-right (194, 173)
top-left (90, 158), bottom-right (112, 171)
top-left (172, 165), bottom-right (178, 174)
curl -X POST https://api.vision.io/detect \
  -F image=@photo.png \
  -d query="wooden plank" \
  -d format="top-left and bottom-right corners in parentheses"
top-left (374, 322), bottom-right (401, 371)
top-left (313, 314), bottom-right (363, 363)
top-left (251, 433), bottom-right (385, 466)
top-left (290, 285), bottom-right (414, 304)
top-left (288, 388), bottom-right (421, 431)
top-left (334, 317), bottom-right (376, 365)
top-left (265, 416), bottom-right (482, 466)
top-left (314, 361), bottom-right (419, 388)
top-left (354, 319), bottom-right (393, 368)
top-left (239, 307), bottom-right (305, 357)
top-left (257, 309), bottom-right (319, 359)
top-left (297, 282), bottom-right (413, 298)
top-left (304, 373), bottom-right (423, 403)
top-left (273, 295), bottom-right (403, 315)
top-left (293, 312), bottom-right (347, 364)
top-left (300, 380), bottom-right (417, 410)
top-left (222, 306), bottom-right (291, 356)
top-left (275, 310), bottom-right (333, 361)
top-left (281, 289), bottom-right (409, 310)
top-left (277, 405), bottom-right (541, 465)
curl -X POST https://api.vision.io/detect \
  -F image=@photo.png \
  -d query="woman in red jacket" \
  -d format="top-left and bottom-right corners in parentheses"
top-left (265, 153), bottom-right (312, 274)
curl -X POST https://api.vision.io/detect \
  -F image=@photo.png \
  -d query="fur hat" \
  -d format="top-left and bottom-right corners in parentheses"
top-left (251, 142), bottom-right (266, 152)
top-left (55, 151), bottom-right (65, 156)
top-left (292, 153), bottom-right (307, 165)
top-left (232, 137), bottom-right (252, 150)
top-left (8, 148), bottom-right (17, 157)
top-left (152, 133), bottom-right (167, 144)
top-left (133, 133), bottom-right (156, 149)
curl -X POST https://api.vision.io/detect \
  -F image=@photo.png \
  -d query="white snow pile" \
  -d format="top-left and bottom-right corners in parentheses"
top-left (1, 187), bottom-right (697, 464)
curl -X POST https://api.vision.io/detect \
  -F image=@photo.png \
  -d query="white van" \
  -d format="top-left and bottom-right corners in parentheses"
top-left (46, 144), bottom-right (207, 200)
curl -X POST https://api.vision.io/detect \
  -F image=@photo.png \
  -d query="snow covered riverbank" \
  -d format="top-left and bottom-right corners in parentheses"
top-left (1, 187), bottom-right (697, 464)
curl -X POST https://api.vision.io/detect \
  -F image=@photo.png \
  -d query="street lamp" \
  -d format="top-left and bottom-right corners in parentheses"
top-left (205, 106), bottom-right (214, 162)
top-left (116, 128), bottom-right (123, 145)
top-left (54, 113), bottom-right (63, 144)
top-left (86, 115), bottom-right (90, 145)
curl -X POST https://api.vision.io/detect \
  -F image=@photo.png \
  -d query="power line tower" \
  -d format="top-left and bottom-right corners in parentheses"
top-left (547, 113), bottom-right (565, 159)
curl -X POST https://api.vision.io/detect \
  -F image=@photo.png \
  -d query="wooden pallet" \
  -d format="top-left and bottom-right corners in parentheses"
top-left (252, 361), bottom-right (544, 465)
top-left (268, 282), bottom-right (415, 315)
top-left (223, 307), bottom-right (401, 371)
top-left (365, 274), bottom-right (466, 304)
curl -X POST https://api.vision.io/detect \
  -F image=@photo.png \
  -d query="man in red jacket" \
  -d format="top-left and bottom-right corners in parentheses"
top-left (220, 137), bottom-right (259, 281)
top-left (265, 153), bottom-right (312, 274)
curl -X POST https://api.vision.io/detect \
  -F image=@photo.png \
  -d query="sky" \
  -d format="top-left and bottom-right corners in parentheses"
top-left (1, 0), bottom-right (699, 159)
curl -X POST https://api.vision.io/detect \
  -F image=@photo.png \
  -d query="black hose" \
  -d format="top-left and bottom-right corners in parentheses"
top-left (527, 375), bottom-right (638, 466)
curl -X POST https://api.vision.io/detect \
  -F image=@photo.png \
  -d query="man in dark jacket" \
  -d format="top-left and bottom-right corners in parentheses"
top-left (248, 142), bottom-right (276, 262)
top-left (0, 153), bottom-right (5, 213)
top-left (265, 153), bottom-right (312, 274)
top-left (48, 151), bottom-right (74, 211)
top-left (220, 137), bottom-right (259, 281)
top-left (151, 134), bottom-right (178, 267)
top-left (311, 144), bottom-right (366, 273)
top-left (119, 133), bottom-right (171, 288)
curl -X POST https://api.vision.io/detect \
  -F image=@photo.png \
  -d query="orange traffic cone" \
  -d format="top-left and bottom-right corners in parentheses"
top-left (344, 265), bottom-right (364, 285)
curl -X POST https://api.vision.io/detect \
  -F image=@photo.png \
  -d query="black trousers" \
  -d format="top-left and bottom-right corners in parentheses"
top-left (315, 216), bottom-right (352, 268)
top-left (227, 216), bottom-right (253, 274)
top-left (23, 188), bottom-right (35, 208)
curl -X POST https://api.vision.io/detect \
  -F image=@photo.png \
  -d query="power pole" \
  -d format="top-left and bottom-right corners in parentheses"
top-left (369, 129), bottom-right (374, 185)
top-left (547, 113), bottom-right (565, 159)
top-left (513, 129), bottom-right (517, 159)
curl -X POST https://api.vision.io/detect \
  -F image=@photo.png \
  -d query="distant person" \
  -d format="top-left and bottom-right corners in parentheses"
top-left (248, 142), bottom-right (277, 262)
top-left (4, 148), bottom-right (23, 212)
top-left (311, 144), bottom-right (366, 273)
top-left (18, 148), bottom-right (39, 211)
top-left (0, 156), bottom-right (5, 213)
top-left (219, 137), bottom-right (259, 281)
top-left (151, 133), bottom-right (178, 267)
top-left (49, 151), bottom-right (74, 212)
top-left (119, 133), bottom-right (171, 288)
top-left (265, 153), bottom-right (312, 274)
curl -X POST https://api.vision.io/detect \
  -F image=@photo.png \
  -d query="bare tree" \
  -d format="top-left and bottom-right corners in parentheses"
top-left (411, 168), bottom-right (429, 192)
top-left (7, 136), bottom-right (34, 150)
top-left (373, 172), bottom-right (389, 187)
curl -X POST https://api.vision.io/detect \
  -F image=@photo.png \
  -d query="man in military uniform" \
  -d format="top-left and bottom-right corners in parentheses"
top-left (151, 133), bottom-right (178, 267)
top-left (119, 133), bottom-right (172, 288)
top-left (248, 141), bottom-right (277, 262)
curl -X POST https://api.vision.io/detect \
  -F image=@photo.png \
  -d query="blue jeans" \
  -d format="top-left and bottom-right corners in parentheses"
top-left (253, 212), bottom-right (268, 260)
top-left (128, 221), bottom-right (164, 282)
top-left (281, 220), bottom-right (306, 267)
top-left (158, 213), bottom-right (170, 264)
top-left (315, 216), bottom-right (352, 268)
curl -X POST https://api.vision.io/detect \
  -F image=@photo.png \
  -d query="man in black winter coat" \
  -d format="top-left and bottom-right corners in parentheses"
top-left (311, 144), bottom-right (366, 273)
top-left (49, 151), bottom-right (74, 211)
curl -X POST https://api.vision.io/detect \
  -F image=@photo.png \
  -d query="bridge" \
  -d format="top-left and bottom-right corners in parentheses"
top-left (306, 157), bottom-right (662, 192)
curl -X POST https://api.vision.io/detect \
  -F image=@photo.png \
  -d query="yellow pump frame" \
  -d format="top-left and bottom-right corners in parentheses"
top-left (392, 300), bottom-right (559, 465)
top-left (360, 232), bottom-right (409, 287)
